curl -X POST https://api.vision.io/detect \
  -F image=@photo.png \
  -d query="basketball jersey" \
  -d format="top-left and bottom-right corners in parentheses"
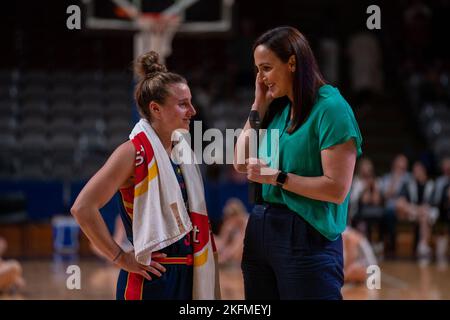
top-left (116, 159), bottom-right (194, 300)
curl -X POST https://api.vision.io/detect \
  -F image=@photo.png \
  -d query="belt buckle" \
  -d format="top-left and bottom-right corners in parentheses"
top-left (186, 254), bottom-right (193, 266)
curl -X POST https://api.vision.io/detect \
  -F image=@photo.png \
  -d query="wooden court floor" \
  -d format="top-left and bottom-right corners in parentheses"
top-left (1, 258), bottom-right (450, 300)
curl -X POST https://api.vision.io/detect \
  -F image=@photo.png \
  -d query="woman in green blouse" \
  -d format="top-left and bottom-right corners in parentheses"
top-left (234, 26), bottom-right (363, 299)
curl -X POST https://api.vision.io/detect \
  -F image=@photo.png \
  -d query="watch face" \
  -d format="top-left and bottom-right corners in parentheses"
top-left (276, 171), bottom-right (287, 185)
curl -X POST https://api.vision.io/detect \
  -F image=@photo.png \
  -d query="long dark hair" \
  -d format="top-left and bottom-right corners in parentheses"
top-left (254, 26), bottom-right (326, 133)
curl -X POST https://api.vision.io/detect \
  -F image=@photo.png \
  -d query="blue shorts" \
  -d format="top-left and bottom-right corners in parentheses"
top-left (116, 236), bottom-right (193, 300)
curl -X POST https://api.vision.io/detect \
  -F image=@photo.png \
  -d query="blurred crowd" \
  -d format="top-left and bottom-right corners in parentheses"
top-left (349, 154), bottom-right (450, 266)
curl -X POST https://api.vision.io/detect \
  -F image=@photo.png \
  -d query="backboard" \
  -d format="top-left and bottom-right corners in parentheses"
top-left (82, 0), bottom-right (234, 34)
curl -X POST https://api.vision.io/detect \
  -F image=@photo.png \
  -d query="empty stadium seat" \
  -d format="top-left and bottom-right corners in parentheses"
top-left (50, 162), bottom-right (75, 180)
top-left (76, 86), bottom-right (103, 103)
top-left (50, 100), bottom-right (77, 118)
top-left (74, 71), bottom-right (102, 88)
top-left (0, 98), bottom-right (16, 114)
top-left (20, 163), bottom-right (47, 179)
top-left (16, 147), bottom-right (48, 179)
top-left (49, 71), bottom-right (74, 86)
top-left (0, 117), bottom-right (17, 135)
top-left (20, 71), bottom-right (49, 86)
top-left (107, 117), bottom-right (131, 135)
top-left (20, 133), bottom-right (47, 152)
top-left (0, 153), bottom-right (18, 178)
top-left (79, 117), bottom-right (106, 135)
top-left (106, 132), bottom-right (128, 151)
top-left (103, 71), bottom-right (132, 87)
top-left (48, 116), bottom-right (77, 136)
top-left (48, 148), bottom-right (77, 179)
top-left (20, 100), bottom-right (48, 118)
top-left (20, 116), bottom-right (48, 135)
top-left (19, 84), bottom-right (48, 101)
top-left (48, 133), bottom-right (77, 152)
top-left (104, 85), bottom-right (131, 102)
top-left (0, 69), bottom-right (134, 180)
top-left (50, 84), bottom-right (73, 101)
top-left (78, 101), bottom-right (104, 118)
top-left (0, 133), bottom-right (17, 152)
top-left (78, 153), bottom-right (107, 178)
top-left (104, 101), bottom-right (132, 119)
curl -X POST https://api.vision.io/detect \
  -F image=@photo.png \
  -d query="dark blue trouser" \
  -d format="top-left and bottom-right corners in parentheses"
top-left (241, 204), bottom-right (344, 300)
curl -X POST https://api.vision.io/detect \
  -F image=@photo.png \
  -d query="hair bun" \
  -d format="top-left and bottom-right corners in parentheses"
top-left (135, 51), bottom-right (167, 79)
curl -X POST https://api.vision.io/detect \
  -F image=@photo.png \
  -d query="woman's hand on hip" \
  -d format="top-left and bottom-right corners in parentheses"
top-left (246, 157), bottom-right (279, 185)
top-left (115, 250), bottom-right (167, 280)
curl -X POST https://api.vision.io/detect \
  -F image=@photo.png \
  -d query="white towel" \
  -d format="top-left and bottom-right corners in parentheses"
top-left (129, 119), bottom-right (220, 300)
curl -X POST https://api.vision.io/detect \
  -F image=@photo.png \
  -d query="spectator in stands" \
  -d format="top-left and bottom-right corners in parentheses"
top-left (395, 161), bottom-right (439, 264)
top-left (215, 198), bottom-right (249, 267)
top-left (350, 158), bottom-right (384, 246)
top-left (379, 154), bottom-right (412, 255)
top-left (0, 237), bottom-right (25, 293)
top-left (342, 226), bottom-right (377, 284)
top-left (434, 157), bottom-right (450, 204)
top-left (433, 157), bottom-right (450, 266)
top-left (380, 154), bottom-right (412, 205)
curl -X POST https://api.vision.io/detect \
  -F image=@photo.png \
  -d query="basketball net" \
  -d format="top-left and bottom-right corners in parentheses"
top-left (134, 13), bottom-right (182, 64)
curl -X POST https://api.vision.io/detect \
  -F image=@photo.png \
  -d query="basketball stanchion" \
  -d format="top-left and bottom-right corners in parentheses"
top-left (134, 13), bottom-right (181, 63)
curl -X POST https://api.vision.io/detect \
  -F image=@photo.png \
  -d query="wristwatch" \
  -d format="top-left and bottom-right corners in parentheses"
top-left (275, 171), bottom-right (288, 187)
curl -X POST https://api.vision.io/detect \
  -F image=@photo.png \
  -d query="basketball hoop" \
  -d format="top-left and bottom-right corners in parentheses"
top-left (134, 13), bottom-right (182, 64)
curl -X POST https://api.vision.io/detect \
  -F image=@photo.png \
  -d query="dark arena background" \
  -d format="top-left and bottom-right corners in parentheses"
top-left (0, 0), bottom-right (450, 301)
